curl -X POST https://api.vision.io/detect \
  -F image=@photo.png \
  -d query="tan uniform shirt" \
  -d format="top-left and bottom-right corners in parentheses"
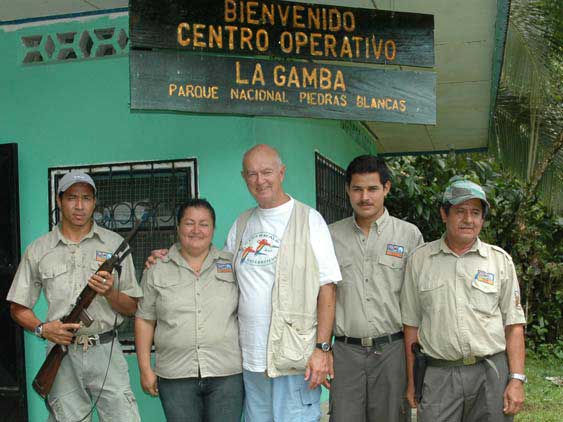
top-left (401, 236), bottom-right (526, 360)
top-left (137, 244), bottom-right (242, 379)
top-left (7, 223), bottom-right (142, 336)
top-left (329, 209), bottom-right (423, 338)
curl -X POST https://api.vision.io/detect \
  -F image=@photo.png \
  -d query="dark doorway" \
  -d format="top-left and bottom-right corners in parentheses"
top-left (0, 143), bottom-right (27, 421)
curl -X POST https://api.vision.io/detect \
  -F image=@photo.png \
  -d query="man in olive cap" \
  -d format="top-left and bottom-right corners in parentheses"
top-left (7, 171), bottom-right (142, 421)
top-left (401, 177), bottom-right (526, 422)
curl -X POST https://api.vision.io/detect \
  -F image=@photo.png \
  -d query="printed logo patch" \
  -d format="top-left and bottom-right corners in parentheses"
top-left (96, 250), bottom-right (112, 263)
top-left (475, 270), bottom-right (495, 285)
top-left (216, 262), bottom-right (233, 273)
top-left (240, 232), bottom-right (281, 266)
top-left (386, 244), bottom-right (405, 258)
top-left (514, 290), bottom-right (522, 309)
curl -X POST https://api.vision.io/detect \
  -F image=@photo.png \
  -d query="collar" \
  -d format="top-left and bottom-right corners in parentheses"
top-left (167, 243), bottom-right (224, 272)
top-left (256, 195), bottom-right (294, 215)
top-left (431, 234), bottom-right (488, 258)
top-left (352, 207), bottom-right (390, 234)
top-left (51, 222), bottom-right (105, 247)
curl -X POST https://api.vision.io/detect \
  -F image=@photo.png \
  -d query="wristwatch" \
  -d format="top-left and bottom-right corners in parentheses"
top-left (316, 342), bottom-right (332, 352)
top-left (34, 323), bottom-right (44, 339)
top-left (509, 373), bottom-right (527, 383)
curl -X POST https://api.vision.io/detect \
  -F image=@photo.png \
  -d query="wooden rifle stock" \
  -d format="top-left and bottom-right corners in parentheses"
top-left (32, 344), bottom-right (67, 399)
top-left (32, 219), bottom-right (143, 398)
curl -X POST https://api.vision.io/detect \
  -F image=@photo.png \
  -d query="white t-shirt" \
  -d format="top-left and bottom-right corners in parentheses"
top-left (224, 197), bottom-right (341, 372)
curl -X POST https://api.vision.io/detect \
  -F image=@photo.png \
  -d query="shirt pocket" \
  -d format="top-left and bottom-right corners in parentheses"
top-left (39, 263), bottom-right (70, 302)
top-left (337, 259), bottom-right (353, 287)
top-left (419, 280), bottom-right (446, 308)
top-left (470, 278), bottom-right (499, 316)
top-left (378, 255), bottom-right (405, 292)
top-left (89, 261), bottom-right (102, 276)
top-left (215, 271), bottom-right (238, 301)
top-left (215, 271), bottom-right (235, 283)
top-left (153, 271), bottom-right (193, 318)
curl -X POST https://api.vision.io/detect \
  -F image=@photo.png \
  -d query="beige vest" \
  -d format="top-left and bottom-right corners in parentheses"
top-left (235, 199), bottom-right (320, 377)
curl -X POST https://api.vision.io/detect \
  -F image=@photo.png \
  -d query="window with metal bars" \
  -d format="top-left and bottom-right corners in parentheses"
top-left (315, 152), bottom-right (352, 225)
top-left (48, 159), bottom-right (197, 351)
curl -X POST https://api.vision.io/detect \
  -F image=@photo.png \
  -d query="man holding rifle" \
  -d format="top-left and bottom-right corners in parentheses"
top-left (7, 171), bottom-right (141, 421)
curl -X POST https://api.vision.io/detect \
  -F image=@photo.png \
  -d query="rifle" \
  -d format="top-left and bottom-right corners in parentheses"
top-left (32, 219), bottom-right (143, 399)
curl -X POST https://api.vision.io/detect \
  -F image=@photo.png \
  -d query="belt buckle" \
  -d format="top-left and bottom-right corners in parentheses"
top-left (463, 356), bottom-right (477, 365)
top-left (361, 337), bottom-right (373, 347)
top-left (88, 334), bottom-right (100, 346)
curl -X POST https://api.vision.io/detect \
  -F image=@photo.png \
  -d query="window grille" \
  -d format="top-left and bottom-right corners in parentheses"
top-left (315, 152), bottom-right (352, 225)
top-left (48, 159), bottom-right (198, 351)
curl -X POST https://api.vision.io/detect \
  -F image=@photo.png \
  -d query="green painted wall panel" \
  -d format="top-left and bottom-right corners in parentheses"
top-left (1, 14), bottom-right (367, 421)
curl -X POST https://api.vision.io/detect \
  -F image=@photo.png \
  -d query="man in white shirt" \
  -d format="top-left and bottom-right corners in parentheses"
top-left (224, 144), bottom-right (341, 422)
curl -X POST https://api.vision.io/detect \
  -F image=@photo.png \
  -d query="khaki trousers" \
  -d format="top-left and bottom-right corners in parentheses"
top-left (46, 341), bottom-right (140, 422)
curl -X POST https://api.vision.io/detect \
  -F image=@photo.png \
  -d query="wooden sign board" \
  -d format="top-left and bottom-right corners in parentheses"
top-left (130, 50), bottom-right (436, 124)
top-left (130, 0), bottom-right (435, 67)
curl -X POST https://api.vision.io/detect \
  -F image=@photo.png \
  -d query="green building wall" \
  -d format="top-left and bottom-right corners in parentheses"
top-left (1, 13), bottom-right (369, 421)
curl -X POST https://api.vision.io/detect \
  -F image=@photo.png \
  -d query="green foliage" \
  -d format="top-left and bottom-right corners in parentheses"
top-left (516, 353), bottom-right (563, 421)
top-left (386, 153), bottom-right (563, 356)
top-left (494, 0), bottom-right (563, 213)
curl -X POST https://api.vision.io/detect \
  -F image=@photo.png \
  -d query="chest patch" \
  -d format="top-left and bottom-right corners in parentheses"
top-left (216, 262), bottom-right (233, 273)
top-left (385, 244), bottom-right (405, 258)
top-left (475, 270), bottom-right (495, 285)
top-left (96, 250), bottom-right (112, 263)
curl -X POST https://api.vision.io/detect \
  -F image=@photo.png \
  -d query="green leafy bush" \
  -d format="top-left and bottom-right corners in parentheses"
top-left (386, 154), bottom-right (563, 356)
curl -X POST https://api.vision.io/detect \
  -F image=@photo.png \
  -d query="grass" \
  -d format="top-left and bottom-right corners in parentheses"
top-left (516, 353), bottom-right (563, 422)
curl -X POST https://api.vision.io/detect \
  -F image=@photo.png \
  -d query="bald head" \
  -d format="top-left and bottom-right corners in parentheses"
top-left (242, 144), bottom-right (283, 171)
top-left (241, 144), bottom-right (288, 209)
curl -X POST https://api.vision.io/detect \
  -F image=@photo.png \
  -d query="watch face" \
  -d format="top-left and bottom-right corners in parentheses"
top-left (322, 342), bottom-right (331, 352)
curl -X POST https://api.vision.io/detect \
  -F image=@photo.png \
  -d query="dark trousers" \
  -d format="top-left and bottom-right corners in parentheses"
top-left (158, 373), bottom-right (244, 422)
top-left (329, 338), bottom-right (410, 422)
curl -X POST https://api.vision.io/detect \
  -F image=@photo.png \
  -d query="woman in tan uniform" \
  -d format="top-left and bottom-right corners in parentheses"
top-left (135, 199), bottom-right (243, 422)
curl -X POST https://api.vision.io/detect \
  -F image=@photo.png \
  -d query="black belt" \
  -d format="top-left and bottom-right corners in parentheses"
top-left (73, 330), bottom-right (116, 346)
top-left (335, 331), bottom-right (404, 348)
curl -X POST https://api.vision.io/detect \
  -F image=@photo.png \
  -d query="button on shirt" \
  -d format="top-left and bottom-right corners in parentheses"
top-left (401, 236), bottom-right (526, 361)
top-left (329, 209), bottom-right (423, 338)
top-left (136, 244), bottom-right (242, 379)
top-left (7, 223), bottom-right (142, 336)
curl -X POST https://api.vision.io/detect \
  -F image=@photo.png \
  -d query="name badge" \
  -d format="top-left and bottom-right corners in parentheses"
top-left (216, 262), bottom-right (233, 273)
top-left (386, 244), bottom-right (404, 258)
top-left (96, 250), bottom-right (113, 262)
top-left (475, 270), bottom-right (495, 285)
